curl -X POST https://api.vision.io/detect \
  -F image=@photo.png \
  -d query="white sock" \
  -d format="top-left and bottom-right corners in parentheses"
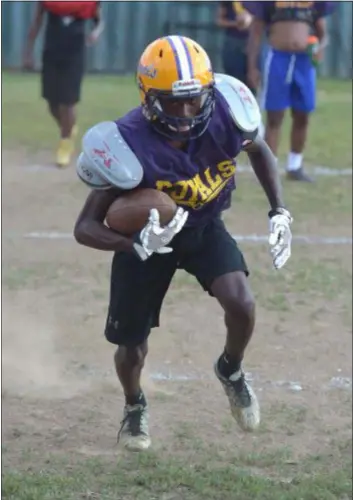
top-left (286, 152), bottom-right (303, 171)
top-left (258, 121), bottom-right (265, 138)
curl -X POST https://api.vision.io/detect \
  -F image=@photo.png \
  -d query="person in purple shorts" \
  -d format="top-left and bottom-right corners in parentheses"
top-left (74, 36), bottom-right (293, 451)
top-left (244, 1), bottom-right (335, 182)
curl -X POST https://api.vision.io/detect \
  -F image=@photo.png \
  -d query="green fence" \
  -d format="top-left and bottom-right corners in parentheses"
top-left (2, 1), bottom-right (352, 78)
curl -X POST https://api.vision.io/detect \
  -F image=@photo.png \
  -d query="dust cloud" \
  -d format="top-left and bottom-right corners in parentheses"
top-left (1, 292), bottom-right (172, 399)
top-left (2, 292), bottom-right (88, 399)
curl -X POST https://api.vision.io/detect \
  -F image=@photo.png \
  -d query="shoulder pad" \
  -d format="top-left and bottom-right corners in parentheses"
top-left (76, 151), bottom-right (111, 190)
top-left (215, 73), bottom-right (261, 133)
top-left (78, 121), bottom-right (143, 190)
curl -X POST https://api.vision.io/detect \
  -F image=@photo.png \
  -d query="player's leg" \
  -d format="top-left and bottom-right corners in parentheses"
top-left (181, 218), bottom-right (259, 432)
top-left (211, 271), bottom-right (254, 370)
top-left (286, 109), bottom-right (312, 181)
top-left (55, 51), bottom-right (84, 166)
top-left (287, 53), bottom-right (316, 182)
top-left (58, 102), bottom-right (77, 139)
top-left (48, 101), bottom-right (60, 126)
top-left (261, 49), bottom-right (291, 157)
top-left (105, 250), bottom-right (177, 451)
top-left (41, 52), bottom-right (61, 128)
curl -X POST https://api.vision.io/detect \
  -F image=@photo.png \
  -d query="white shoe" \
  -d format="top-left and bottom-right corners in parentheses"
top-left (214, 361), bottom-right (260, 432)
top-left (117, 404), bottom-right (151, 451)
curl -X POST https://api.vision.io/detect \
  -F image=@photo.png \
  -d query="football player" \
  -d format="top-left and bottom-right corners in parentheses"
top-left (74, 35), bottom-right (293, 451)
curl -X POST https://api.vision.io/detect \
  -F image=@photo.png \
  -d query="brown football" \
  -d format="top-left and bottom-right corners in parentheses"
top-left (105, 188), bottom-right (177, 236)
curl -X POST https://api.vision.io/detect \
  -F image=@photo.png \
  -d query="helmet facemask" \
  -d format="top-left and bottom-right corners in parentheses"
top-left (140, 78), bottom-right (215, 141)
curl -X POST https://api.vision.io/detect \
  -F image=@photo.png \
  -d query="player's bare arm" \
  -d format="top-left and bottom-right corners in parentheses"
top-left (243, 135), bottom-right (284, 210)
top-left (74, 189), bottom-right (133, 252)
top-left (314, 17), bottom-right (329, 58)
top-left (23, 1), bottom-right (45, 68)
top-left (87, 1), bottom-right (105, 45)
top-left (217, 72), bottom-right (284, 208)
top-left (74, 121), bottom-right (141, 252)
top-left (217, 73), bottom-right (292, 270)
top-left (246, 135), bottom-right (293, 270)
top-left (244, 135), bottom-right (292, 270)
top-left (74, 186), bottom-right (187, 260)
top-left (74, 121), bottom-right (188, 259)
top-left (246, 18), bottom-right (264, 89)
top-left (215, 74), bottom-right (293, 270)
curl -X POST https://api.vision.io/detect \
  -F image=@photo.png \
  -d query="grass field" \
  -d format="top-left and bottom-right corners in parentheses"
top-left (2, 72), bottom-right (352, 168)
top-left (2, 71), bottom-right (352, 500)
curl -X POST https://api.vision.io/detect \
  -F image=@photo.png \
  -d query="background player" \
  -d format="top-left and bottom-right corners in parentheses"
top-left (23, 1), bottom-right (104, 167)
top-left (245, 1), bottom-right (335, 182)
top-left (74, 36), bottom-right (293, 451)
top-left (216, 2), bottom-right (254, 93)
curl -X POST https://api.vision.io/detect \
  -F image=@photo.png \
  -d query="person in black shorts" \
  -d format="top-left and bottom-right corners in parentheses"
top-left (23, 1), bottom-right (104, 167)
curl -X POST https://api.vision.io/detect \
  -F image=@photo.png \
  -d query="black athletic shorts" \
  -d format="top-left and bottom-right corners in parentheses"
top-left (41, 50), bottom-right (85, 105)
top-left (104, 217), bottom-right (249, 347)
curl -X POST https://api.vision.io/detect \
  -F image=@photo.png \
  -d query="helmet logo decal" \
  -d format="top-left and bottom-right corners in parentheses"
top-left (172, 78), bottom-right (202, 96)
top-left (138, 63), bottom-right (157, 79)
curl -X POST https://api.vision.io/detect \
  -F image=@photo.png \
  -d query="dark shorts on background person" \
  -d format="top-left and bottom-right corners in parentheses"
top-left (41, 49), bottom-right (85, 105)
top-left (104, 217), bottom-right (249, 347)
top-left (222, 34), bottom-right (267, 96)
top-left (222, 35), bottom-right (251, 89)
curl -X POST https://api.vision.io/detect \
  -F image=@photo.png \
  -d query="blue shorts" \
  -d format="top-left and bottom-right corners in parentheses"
top-left (260, 48), bottom-right (316, 113)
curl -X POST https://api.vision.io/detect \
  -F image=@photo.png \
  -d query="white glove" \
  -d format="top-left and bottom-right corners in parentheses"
top-left (268, 208), bottom-right (293, 270)
top-left (133, 207), bottom-right (188, 261)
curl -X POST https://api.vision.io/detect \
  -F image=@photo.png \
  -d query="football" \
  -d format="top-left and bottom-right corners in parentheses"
top-left (105, 188), bottom-right (177, 236)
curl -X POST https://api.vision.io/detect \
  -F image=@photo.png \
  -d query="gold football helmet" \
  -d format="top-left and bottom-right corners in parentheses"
top-left (136, 35), bottom-right (215, 140)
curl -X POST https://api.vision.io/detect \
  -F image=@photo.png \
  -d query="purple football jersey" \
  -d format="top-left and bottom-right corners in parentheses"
top-left (115, 89), bottom-right (244, 227)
